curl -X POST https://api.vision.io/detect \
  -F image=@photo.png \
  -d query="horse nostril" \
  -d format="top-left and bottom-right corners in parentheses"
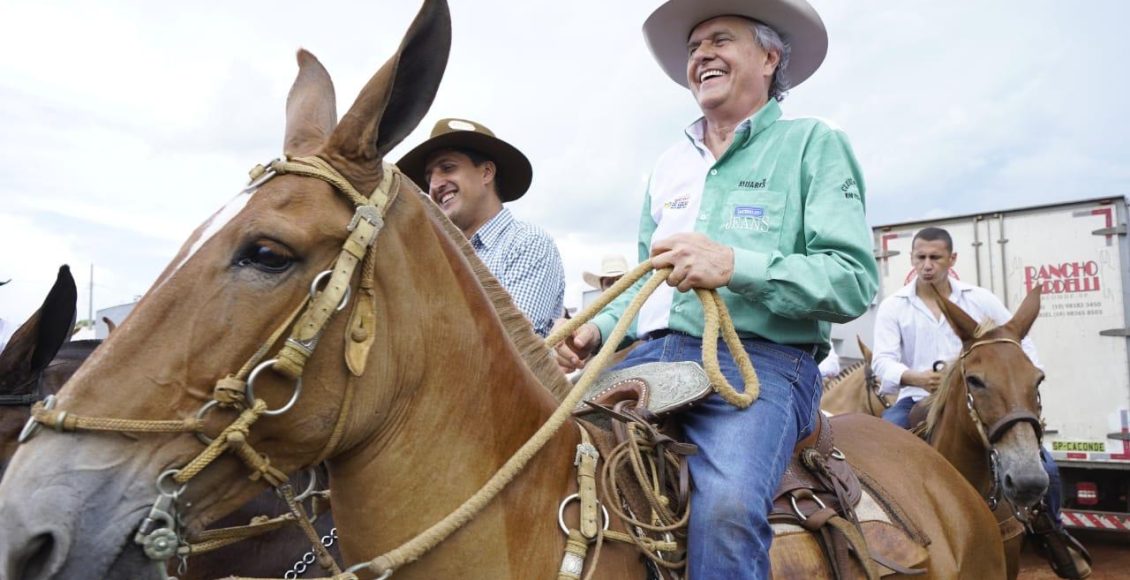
top-left (18, 532), bottom-right (57, 580)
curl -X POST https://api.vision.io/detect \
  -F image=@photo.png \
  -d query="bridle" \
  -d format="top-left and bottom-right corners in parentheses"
top-left (956, 337), bottom-right (1043, 512)
top-left (0, 375), bottom-right (42, 406)
top-left (862, 365), bottom-right (890, 416)
top-left (18, 155), bottom-right (401, 578)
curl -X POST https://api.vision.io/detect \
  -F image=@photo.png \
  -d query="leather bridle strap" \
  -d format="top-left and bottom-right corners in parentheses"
top-left (986, 410), bottom-right (1043, 444)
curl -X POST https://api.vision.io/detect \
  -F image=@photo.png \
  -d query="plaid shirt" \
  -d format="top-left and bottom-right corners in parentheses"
top-left (469, 207), bottom-right (565, 337)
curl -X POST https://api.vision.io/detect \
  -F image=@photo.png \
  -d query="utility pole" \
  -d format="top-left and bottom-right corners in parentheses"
top-left (89, 263), bottom-right (94, 323)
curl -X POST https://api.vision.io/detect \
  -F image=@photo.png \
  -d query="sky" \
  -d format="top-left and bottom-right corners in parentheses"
top-left (2, 0), bottom-right (1129, 329)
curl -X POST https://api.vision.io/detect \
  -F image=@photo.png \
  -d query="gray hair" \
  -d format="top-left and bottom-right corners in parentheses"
top-left (747, 20), bottom-right (792, 101)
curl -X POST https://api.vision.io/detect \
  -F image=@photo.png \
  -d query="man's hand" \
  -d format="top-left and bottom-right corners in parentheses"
top-left (650, 233), bottom-right (735, 292)
top-left (552, 321), bottom-right (601, 373)
top-left (901, 370), bottom-right (943, 391)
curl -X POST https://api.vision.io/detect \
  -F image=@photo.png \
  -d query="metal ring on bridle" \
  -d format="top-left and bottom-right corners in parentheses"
top-left (245, 359), bottom-right (303, 417)
top-left (156, 469), bottom-right (188, 498)
top-left (193, 400), bottom-right (221, 444)
top-left (345, 562), bottom-right (391, 579)
top-left (310, 270), bottom-right (350, 312)
top-left (17, 394), bottom-right (57, 443)
top-left (557, 493), bottom-right (610, 539)
top-left (293, 466), bottom-right (319, 503)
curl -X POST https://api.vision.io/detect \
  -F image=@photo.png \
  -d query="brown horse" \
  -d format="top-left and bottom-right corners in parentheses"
top-left (0, 1), bottom-right (1005, 578)
top-left (919, 287), bottom-right (1048, 579)
top-left (820, 336), bottom-right (892, 417)
top-left (0, 270), bottom-right (339, 579)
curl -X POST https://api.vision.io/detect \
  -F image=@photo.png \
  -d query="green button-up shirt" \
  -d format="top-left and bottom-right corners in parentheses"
top-left (592, 100), bottom-right (878, 359)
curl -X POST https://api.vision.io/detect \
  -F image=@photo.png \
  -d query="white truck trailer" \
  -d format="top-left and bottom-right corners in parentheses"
top-left (838, 195), bottom-right (1130, 533)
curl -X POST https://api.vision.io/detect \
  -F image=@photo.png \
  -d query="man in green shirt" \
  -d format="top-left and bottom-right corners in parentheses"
top-left (555, 0), bottom-right (877, 577)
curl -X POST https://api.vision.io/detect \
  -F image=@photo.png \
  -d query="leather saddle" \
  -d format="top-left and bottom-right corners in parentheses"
top-left (576, 362), bottom-right (929, 579)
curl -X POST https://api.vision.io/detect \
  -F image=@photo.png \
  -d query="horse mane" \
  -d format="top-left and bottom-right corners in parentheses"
top-left (417, 193), bottom-right (572, 401)
top-left (823, 360), bottom-right (866, 390)
top-left (921, 319), bottom-right (998, 440)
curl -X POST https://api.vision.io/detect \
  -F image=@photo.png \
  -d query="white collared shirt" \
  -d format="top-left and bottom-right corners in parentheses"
top-left (636, 115), bottom-right (741, 335)
top-left (871, 278), bottom-right (1041, 402)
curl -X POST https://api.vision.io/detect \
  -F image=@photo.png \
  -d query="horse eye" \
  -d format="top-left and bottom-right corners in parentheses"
top-left (965, 375), bottom-right (987, 390)
top-left (235, 241), bottom-right (295, 273)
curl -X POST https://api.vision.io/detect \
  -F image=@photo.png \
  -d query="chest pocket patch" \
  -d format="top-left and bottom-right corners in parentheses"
top-left (719, 189), bottom-right (788, 251)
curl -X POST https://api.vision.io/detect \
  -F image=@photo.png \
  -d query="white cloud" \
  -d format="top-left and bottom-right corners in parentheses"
top-left (2, 0), bottom-right (1128, 328)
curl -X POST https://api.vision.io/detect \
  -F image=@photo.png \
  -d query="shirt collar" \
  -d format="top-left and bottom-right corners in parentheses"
top-left (469, 207), bottom-right (513, 250)
top-left (684, 98), bottom-right (783, 151)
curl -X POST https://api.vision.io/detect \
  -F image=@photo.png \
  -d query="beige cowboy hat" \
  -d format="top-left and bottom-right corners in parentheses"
top-left (643, 0), bottom-right (828, 89)
top-left (583, 254), bottom-right (630, 289)
top-left (397, 118), bottom-right (533, 202)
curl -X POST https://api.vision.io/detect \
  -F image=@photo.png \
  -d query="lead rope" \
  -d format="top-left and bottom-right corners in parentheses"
top-left (291, 262), bottom-right (760, 580)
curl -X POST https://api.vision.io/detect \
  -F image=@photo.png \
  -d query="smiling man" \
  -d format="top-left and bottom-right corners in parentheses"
top-left (553, 0), bottom-right (877, 577)
top-left (399, 118), bottom-right (565, 337)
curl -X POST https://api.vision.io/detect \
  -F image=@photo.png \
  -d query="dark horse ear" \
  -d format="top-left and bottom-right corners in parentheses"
top-left (933, 285), bottom-right (980, 342)
top-left (0, 265), bottom-right (78, 389)
top-left (283, 49), bottom-right (338, 157)
top-left (1002, 286), bottom-right (1041, 339)
top-left (324, 0), bottom-right (451, 169)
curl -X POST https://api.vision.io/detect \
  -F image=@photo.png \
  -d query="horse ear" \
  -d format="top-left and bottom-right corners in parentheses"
top-left (283, 49), bottom-right (337, 157)
top-left (0, 266), bottom-right (77, 384)
top-left (1002, 286), bottom-right (1041, 339)
top-left (325, 0), bottom-right (451, 163)
top-left (31, 266), bottom-right (78, 369)
top-left (933, 286), bottom-right (980, 342)
top-left (102, 316), bottom-right (118, 335)
top-left (856, 335), bottom-right (873, 364)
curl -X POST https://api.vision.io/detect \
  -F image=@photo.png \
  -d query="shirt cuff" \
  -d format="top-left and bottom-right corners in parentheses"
top-left (727, 247), bottom-right (770, 298)
top-left (591, 313), bottom-right (618, 347)
top-left (880, 363), bottom-right (908, 389)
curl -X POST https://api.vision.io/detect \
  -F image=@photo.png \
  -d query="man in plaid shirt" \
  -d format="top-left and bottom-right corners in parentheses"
top-left (399, 118), bottom-right (565, 337)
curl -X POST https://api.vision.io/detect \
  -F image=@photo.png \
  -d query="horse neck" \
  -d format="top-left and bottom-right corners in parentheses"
top-left (820, 364), bottom-right (865, 415)
top-left (326, 193), bottom-right (577, 566)
top-left (929, 370), bottom-right (993, 495)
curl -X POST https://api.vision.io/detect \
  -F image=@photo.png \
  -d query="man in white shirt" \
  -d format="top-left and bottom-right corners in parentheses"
top-left (871, 226), bottom-right (1091, 579)
top-left (871, 227), bottom-right (1038, 427)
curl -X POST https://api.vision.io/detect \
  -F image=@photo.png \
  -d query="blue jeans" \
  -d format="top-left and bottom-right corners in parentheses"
top-left (610, 333), bottom-right (822, 580)
top-left (1041, 447), bottom-right (1065, 527)
top-left (882, 395), bottom-right (916, 429)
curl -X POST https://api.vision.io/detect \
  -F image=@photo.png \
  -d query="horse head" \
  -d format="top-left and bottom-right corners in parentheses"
top-left (0, 1), bottom-right (454, 578)
top-left (933, 286), bottom-right (1047, 510)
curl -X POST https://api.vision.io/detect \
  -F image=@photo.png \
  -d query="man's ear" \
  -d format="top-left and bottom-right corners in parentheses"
top-left (950, 252), bottom-right (958, 267)
top-left (481, 160), bottom-right (497, 187)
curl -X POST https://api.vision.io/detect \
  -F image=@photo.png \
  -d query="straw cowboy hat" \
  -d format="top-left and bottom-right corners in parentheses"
top-left (583, 255), bottom-right (630, 289)
top-left (643, 0), bottom-right (828, 89)
top-left (397, 118), bottom-right (533, 202)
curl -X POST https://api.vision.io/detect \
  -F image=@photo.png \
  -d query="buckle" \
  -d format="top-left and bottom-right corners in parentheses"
top-left (349, 206), bottom-right (382, 232)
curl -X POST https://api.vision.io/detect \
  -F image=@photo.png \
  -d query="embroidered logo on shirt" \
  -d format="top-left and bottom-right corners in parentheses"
top-left (663, 195), bottom-right (690, 210)
top-left (724, 205), bottom-right (770, 232)
top-left (841, 177), bottom-right (861, 201)
top-left (738, 178), bottom-right (767, 190)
